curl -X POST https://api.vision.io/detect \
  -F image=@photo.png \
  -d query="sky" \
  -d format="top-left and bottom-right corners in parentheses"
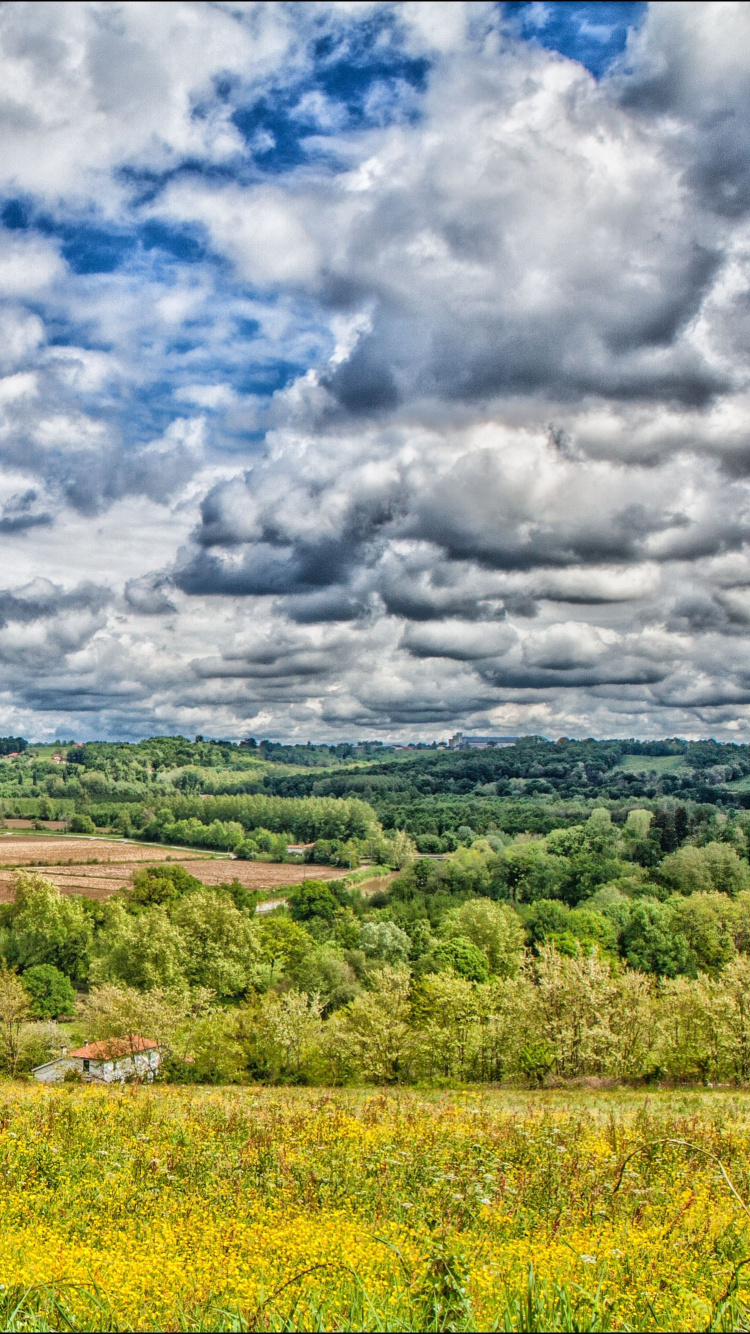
top-left (0, 1), bottom-right (749, 744)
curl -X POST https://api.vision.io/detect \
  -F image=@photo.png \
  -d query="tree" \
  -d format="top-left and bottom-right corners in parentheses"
top-left (439, 898), bottom-right (524, 976)
top-left (130, 864), bottom-right (203, 907)
top-left (92, 902), bottom-right (186, 991)
top-left (702, 842), bottom-right (750, 896)
top-left (655, 975), bottom-right (721, 1084)
top-left (412, 972), bottom-right (480, 1081)
top-left (358, 921), bottom-right (411, 966)
top-left (388, 830), bottom-right (417, 869)
top-left (584, 808), bottom-right (619, 857)
top-left (241, 990), bottom-right (323, 1083)
top-left (714, 955), bottom-right (750, 1083)
top-left (668, 893), bottom-right (735, 976)
top-left (0, 963), bottom-right (31, 1076)
top-left (7, 873), bottom-right (93, 985)
top-left (22, 964), bottom-right (75, 1018)
top-left (165, 1009), bottom-right (243, 1084)
top-left (533, 944), bottom-right (617, 1078)
top-left (659, 845), bottom-right (713, 896)
top-left (291, 946), bottom-right (360, 1012)
top-left (288, 880), bottom-right (339, 923)
top-left (78, 983), bottom-right (191, 1062)
top-left (257, 917), bottom-right (315, 987)
top-left (330, 968), bottom-right (413, 1083)
top-left (490, 843), bottom-right (568, 905)
top-left (432, 937), bottom-right (490, 984)
top-left (619, 900), bottom-right (691, 977)
top-left (474, 975), bottom-right (537, 1082)
top-left (68, 814), bottom-right (95, 834)
top-left (171, 889), bottom-right (260, 997)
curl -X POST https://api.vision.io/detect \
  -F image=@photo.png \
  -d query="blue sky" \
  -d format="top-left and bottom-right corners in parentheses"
top-left (0, 1), bottom-right (748, 743)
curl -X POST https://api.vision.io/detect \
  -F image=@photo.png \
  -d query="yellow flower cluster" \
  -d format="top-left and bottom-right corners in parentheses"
top-left (0, 1083), bottom-right (747, 1329)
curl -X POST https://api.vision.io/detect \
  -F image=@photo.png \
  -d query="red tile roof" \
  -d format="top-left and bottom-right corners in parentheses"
top-left (68, 1036), bottom-right (159, 1060)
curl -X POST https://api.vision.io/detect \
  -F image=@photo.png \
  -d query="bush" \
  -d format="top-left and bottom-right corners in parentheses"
top-left (68, 814), bottom-right (95, 834)
top-left (130, 864), bottom-right (203, 908)
top-left (22, 964), bottom-right (76, 1018)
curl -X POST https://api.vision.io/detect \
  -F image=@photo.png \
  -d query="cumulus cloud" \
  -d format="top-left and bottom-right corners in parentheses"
top-left (0, 1), bottom-right (748, 741)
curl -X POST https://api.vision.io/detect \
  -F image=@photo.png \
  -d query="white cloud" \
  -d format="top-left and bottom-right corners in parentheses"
top-left (0, 1), bottom-right (745, 741)
top-left (0, 232), bottom-right (64, 295)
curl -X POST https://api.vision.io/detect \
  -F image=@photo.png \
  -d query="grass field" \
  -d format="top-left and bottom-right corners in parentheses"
top-left (0, 835), bottom-right (350, 901)
top-left (614, 755), bottom-right (688, 775)
top-left (0, 1084), bottom-right (748, 1330)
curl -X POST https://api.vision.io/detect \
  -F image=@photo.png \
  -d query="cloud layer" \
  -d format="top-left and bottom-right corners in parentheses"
top-left (0, 0), bottom-right (748, 741)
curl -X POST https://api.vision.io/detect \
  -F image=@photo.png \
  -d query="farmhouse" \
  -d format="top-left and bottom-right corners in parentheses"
top-left (32, 1036), bottom-right (160, 1085)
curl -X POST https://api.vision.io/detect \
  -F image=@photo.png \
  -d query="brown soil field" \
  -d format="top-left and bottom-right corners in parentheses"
top-left (180, 860), bottom-right (349, 890)
top-left (0, 836), bottom-right (350, 901)
top-left (3, 819), bottom-right (69, 830)
top-left (0, 837), bottom-right (206, 866)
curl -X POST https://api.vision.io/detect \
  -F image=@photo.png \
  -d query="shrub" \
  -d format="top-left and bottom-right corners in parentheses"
top-left (68, 814), bottom-right (95, 834)
top-left (130, 864), bottom-right (203, 907)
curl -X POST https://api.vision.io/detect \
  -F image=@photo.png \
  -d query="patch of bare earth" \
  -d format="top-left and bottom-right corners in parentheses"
top-left (0, 836), bottom-right (350, 901)
top-left (183, 861), bottom-right (349, 890)
top-left (0, 837), bottom-right (206, 866)
top-left (3, 819), bottom-right (69, 830)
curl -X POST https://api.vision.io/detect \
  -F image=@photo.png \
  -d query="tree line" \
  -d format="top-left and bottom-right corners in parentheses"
top-left (3, 802), bottom-right (750, 1084)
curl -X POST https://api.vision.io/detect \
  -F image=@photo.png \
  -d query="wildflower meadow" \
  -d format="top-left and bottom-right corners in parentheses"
top-left (0, 1083), bottom-right (747, 1331)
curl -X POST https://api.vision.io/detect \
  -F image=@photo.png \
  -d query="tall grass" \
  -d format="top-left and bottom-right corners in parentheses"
top-left (0, 1085), bottom-right (747, 1329)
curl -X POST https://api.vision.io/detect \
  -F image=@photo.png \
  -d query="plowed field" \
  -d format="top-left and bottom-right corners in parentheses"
top-left (0, 835), bottom-right (348, 901)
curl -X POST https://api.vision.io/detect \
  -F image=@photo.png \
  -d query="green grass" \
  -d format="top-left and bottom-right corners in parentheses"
top-left (614, 755), bottom-right (688, 775)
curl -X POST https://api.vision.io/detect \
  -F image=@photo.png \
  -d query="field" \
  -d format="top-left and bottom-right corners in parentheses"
top-left (0, 835), bottom-right (350, 901)
top-left (613, 755), bottom-right (688, 775)
top-left (0, 1085), bottom-right (748, 1331)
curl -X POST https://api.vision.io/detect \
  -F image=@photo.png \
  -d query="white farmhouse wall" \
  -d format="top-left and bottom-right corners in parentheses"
top-left (33, 1057), bottom-right (85, 1084)
top-left (33, 1048), bottom-right (161, 1085)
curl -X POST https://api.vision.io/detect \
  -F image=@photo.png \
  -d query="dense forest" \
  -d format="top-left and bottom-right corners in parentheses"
top-left (2, 734), bottom-right (750, 849)
top-left (2, 731), bottom-right (750, 1085)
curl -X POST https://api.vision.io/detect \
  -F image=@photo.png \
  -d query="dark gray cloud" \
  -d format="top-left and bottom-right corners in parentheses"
top-left (0, 578), bottom-right (109, 627)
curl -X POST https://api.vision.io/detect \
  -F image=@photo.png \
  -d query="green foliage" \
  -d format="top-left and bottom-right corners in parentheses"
top-left (292, 946), bottom-right (360, 1013)
top-left (257, 916), bottom-right (315, 985)
top-left (620, 900), bottom-right (691, 977)
top-left (68, 814), bottom-right (95, 834)
top-left (8, 733), bottom-right (750, 1089)
top-left (432, 936), bottom-right (490, 983)
top-left (358, 920), bottom-right (411, 965)
top-left (5, 873), bottom-right (93, 985)
top-left (287, 880), bottom-right (340, 923)
top-left (92, 902), bottom-right (187, 991)
top-left (22, 964), bottom-right (75, 1018)
top-left (130, 864), bottom-right (203, 907)
top-left (440, 898), bottom-right (525, 976)
top-left (490, 842), bottom-right (569, 904)
top-left (170, 890), bottom-right (260, 997)
top-left (518, 1039), bottom-right (555, 1085)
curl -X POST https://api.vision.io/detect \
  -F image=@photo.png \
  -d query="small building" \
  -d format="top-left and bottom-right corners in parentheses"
top-left (32, 1036), bottom-right (161, 1085)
